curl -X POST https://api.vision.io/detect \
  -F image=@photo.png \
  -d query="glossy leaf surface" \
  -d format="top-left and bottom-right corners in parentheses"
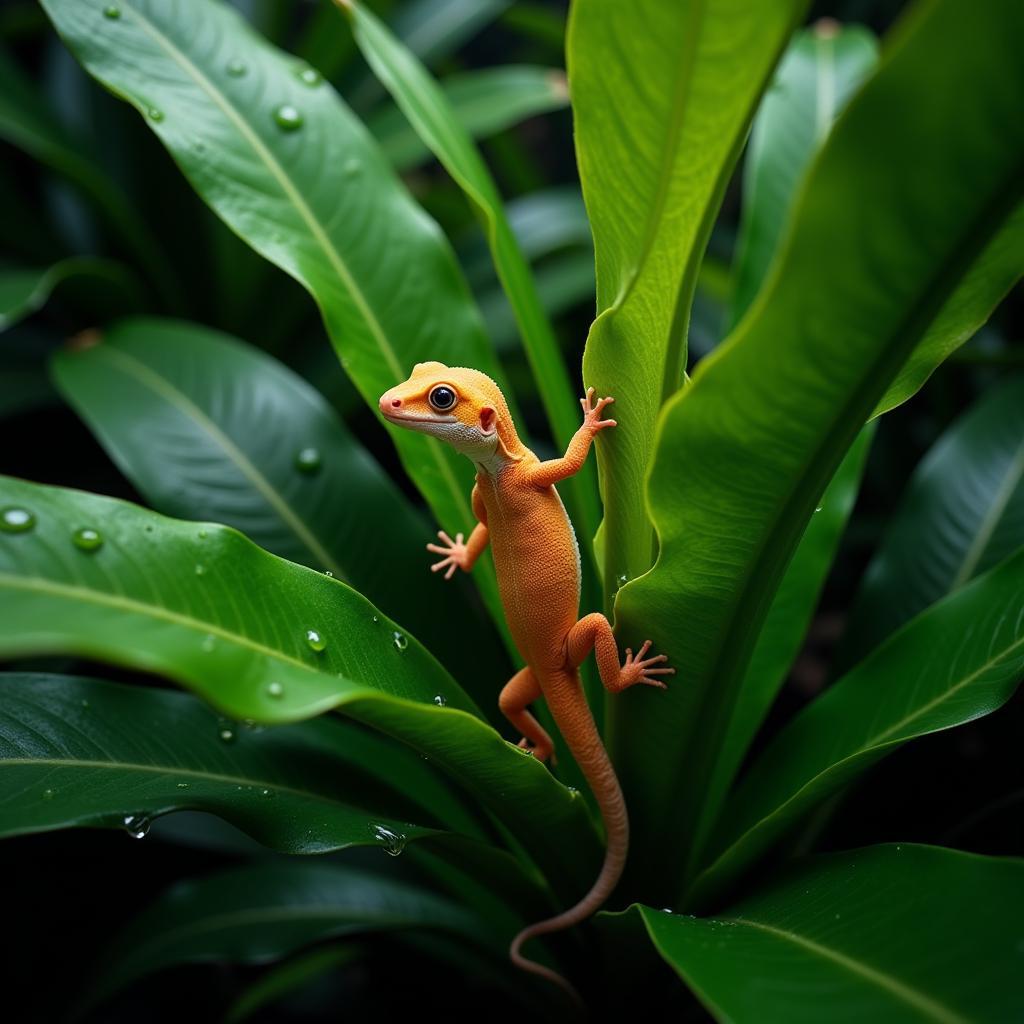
top-left (638, 845), bottom-right (1024, 1024)
top-left (51, 318), bottom-right (509, 694)
top-left (611, 0), bottom-right (1024, 904)
top-left (692, 548), bottom-right (1024, 903)
top-left (571, 0), bottom-right (807, 596)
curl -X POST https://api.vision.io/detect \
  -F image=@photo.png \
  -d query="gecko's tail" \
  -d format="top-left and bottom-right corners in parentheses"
top-left (509, 670), bottom-right (629, 1005)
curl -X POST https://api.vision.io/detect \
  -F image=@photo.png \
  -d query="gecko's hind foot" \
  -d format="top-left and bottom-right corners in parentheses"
top-left (615, 640), bottom-right (675, 692)
top-left (518, 735), bottom-right (557, 765)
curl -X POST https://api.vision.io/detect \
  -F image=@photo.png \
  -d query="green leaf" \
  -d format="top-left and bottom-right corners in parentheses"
top-left (729, 22), bottom-right (878, 328)
top-left (50, 317), bottom-right (509, 698)
top-left (369, 65), bottom-right (569, 171)
top-left (636, 844), bottom-right (1024, 1024)
top-left (699, 425), bottom-right (874, 839)
top-left (342, 1), bottom-right (599, 546)
top-left (844, 376), bottom-right (1024, 667)
top-left (0, 476), bottom-right (599, 893)
top-left (89, 860), bottom-right (487, 1009)
top-left (0, 673), bottom-right (487, 847)
top-left (570, 0), bottom-right (808, 599)
top-left (38, 0), bottom-right (510, 610)
top-left (690, 547), bottom-right (1024, 905)
top-left (611, 0), bottom-right (1024, 905)
top-left (0, 258), bottom-right (141, 331)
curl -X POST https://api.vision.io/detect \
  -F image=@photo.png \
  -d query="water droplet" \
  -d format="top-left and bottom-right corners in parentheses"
top-left (373, 824), bottom-right (407, 856)
top-left (72, 527), bottom-right (103, 552)
top-left (433, 694), bottom-right (446, 707)
top-left (294, 447), bottom-right (322, 474)
top-left (615, 573), bottom-right (628, 589)
top-left (194, 563), bottom-right (206, 577)
top-left (814, 505), bottom-right (823, 513)
top-left (371, 615), bottom-right (379, 623)
top-left (305, 629), bottom-right (326, 653)
top-left (42, 788), bottom-right (55, 801)
top-left (567, 786), bottom-right (579, 794)
top-left (226, 59), bottom-right (247, 77)
top-left (267, 681), bottom-right (284, 699)
top-left (296, 66), bottom-right (322, 87)
top-left (273, 104), bottom-right (303, 131)
top-left (261, 788), bottom-right (273, 798)
top-left (392, 631), bottom-right (408, 652)
top-left (219, 727), bottom-right (236, 744)
top-left (201, 634), bottom-right (216, 653)
top-left (198, 529), bottom-right (208, 540)
top-left (1, 507), bottom-right (35, 533)
top-left (147, 107), bottom-right (164, 122)
top-left (123, 813), bottom-right (150, 839)
top-left (103, 4), bottom-right (121, 18)
top-left (343, 158), bottom-right (361, 179)
top-left (324, 570), bottom-right (334, 578)
top-left (176, 782), bottom-right (189, 789)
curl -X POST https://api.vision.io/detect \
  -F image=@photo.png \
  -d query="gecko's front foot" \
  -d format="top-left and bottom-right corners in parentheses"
top-left (426, 530), bottom-right (469, 579)
top-left (580, 386), bottom-right (616, 432)
top-left (614, 641), bottom-right (674, 692)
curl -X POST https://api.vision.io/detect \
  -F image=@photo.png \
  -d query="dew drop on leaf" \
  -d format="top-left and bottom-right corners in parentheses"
top-left (42, 788), bottom-right (55, 801)
top-left (323, 570), bottom-right (333, 578)
top-left (226, 59), bottom-right (247, 77)
top-left (194, 563), bottom-right (206, 577)
top-left (123, 814), bottom-right (150, 839)
top-left (373, 824), bottom-right (407, 856)
top-left (266, 681), bottom-right (284, 699)
top-left (295, 447), bottom-right (322, 474)
top-left (219, 727), bottom-right (236, 744)
top-left (296, 66), bottom-right (322, 87)
top-left (1, 507), bottom-right (35, 533)
top-left (103, 5), bottom-right (121, 18)
top-left (433, 694), bottom-right (446, 707)
top-left (343, 158), bottom-right (362, 179)
top-left (147, 107), bottom-right (164, 122)
top-left (305, 629), bottom-right (326, 653)
top-left (72, 527), bottom-right (103, 552)
top-left (273, 104), bottom-right (303, 131)
top-left (392, 631), bottom-right (408, 652)
top-left (176, 782), bottom-right (189, 789)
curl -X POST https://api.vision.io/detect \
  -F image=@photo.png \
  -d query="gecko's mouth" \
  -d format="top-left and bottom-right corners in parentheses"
top-left (380, 411), bottom-right (455, 426)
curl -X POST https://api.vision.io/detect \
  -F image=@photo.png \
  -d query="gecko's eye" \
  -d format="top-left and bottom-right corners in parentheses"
top-left (428, 385), bottom-right (458, 412)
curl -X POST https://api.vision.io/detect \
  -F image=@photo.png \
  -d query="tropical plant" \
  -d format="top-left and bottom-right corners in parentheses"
top-left (1, 0), bottom-right (1022, 1020)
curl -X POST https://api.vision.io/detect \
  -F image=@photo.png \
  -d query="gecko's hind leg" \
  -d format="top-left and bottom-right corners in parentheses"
top-left (499, 666), bottom-right (556, 763)
top-left (567, 613), bottom-right (674, 692)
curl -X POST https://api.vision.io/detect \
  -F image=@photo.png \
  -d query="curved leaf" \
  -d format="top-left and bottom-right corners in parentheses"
top-left (571, 0), bottom-right (807, 596)
top-left (50, 317), bottom-right (510, 697)
top-left (611, 0), bottom-right (1024, 904)
top-left (369, 65), bottom-right (569, 171)
top-left (637, 845), bottom-right (1024, 1024)
top-left (729, 22), bottom-right (878, 328)
top-left (89, 861), bottom-right (487, 1008)
top-left (844, 376), bottom-right (1024, 665)
top-left (0, 673), bottom-right (487, 847)
top-left (0, 476), bottom-right (599, 894)
top-left (342, 1), bottom-right (598, 545)
top-left (37, 0), bottom-right (510, 617)
top-left (691, 547), bottom-right (1024, 905)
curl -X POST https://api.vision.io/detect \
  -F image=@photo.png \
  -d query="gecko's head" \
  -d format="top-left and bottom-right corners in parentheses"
top-left (379, 362), bottom-right (521, 464)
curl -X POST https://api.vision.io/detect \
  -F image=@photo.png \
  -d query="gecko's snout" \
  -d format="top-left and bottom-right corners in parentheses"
top-left (378, 392), bottom-right (401, 414)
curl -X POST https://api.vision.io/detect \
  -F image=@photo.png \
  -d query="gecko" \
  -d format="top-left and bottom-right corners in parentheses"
top-left (379, 362), bottom-right (673, 995)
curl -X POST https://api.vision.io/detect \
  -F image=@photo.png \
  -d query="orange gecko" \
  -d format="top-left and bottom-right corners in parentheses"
top-left (379, 363), bottom-right (673, 993)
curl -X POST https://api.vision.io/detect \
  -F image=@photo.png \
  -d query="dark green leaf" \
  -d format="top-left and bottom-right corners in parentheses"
top-left (611, 0), bottom-right (1024, 904)
top-left (50, 317), bottom-right (509, 697)
top-left (369, 65), bottom-right (569, 171)
top-left (637, 845), bottom-right (1024, 1024)
top-left (571, 0), bottom-right (808, 599)
top-left (691, 548), bottom-right (1024, 905)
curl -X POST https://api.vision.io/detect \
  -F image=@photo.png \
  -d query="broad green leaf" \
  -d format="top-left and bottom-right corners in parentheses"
top-left (0, 258), bottom-right (140, 331)
top-left (690, 548), bottom-right (1024, 905)
top-left (51, 317), bottom-right (510, 697)
top-left (88, 861), bottom-right (487, 1009)
top-left (38, 0), bottom-right (511, 620)
top-left (844, 376), bottom-right (1024, 667)
top-left (611, 0), bottom-right (1024, 904)
top-left (342, 2), bottom-right (599, 546)
top-left (729, 22), bottom-right (878, 328)
top-left (0, 476), bottom-right (599, 893)
top-left (571, 0), bottom-right (808, 601)
top-left (699, 425), bottom-right (873, 839)
top-left (637, 845), bottom-right (1024, 1024)
top-left (369, 65), bottom-right (569, 171)
top-left (0, 673), bottom-right (487, 847)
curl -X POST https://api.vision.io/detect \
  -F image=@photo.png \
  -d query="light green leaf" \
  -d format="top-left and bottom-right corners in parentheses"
top-left (842, 376), bottom-right (1024, 665)
top-left (38, 0), bottom-right (511, 623)
top-left (342, 1), bottom-right (599, 545)
top-left (0, 673), bottom-right (486, 847)
top-left (611, 0), bottom-right (1024, 905)
top-left (0, 476), bottom-right (599, 894)
top-left (691, 548), bottom-right (1024, 905)
top-left (570, 0), bottom-right (808, 599)
top-left (729, 22), bottom-right (878, 328)
top-left (369, 65), bottom-right (569, 171)
top-left (51, 317), bottom-right (510, 698)
top-left (636, 845), bottom-right (1024, 1024)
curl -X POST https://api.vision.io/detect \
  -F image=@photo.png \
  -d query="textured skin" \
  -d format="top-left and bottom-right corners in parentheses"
top-left (380, 363), bottom-right (672, 995)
